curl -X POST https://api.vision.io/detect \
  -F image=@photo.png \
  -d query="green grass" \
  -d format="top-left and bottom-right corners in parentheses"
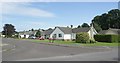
top-left (80, 42), bottom-right (118, 46)
top-left (27, 39), bottom-right (119, 47)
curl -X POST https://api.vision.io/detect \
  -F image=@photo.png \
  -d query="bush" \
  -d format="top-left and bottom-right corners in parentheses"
top-left (76, 32), bottom-right (89, 43)
top-left (94, 34), bottom-right (119, 43)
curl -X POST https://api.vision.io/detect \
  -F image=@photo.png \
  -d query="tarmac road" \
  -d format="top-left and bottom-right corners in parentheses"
top-left (2, 38), bottom-right (118, 61)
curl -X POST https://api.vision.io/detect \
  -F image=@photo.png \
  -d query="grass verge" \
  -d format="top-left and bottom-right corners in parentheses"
top-left (27, 39), bottom-right (119, 47)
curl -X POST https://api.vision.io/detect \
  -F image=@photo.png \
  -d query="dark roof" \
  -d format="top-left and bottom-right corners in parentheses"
top-left (99, 30), bottom-right (107, 34)
top-left (58, 27), bottom-right (72, 34)
top-left (56, 27), bottom-right (90, 34)
top-left (19, 31), bottom-right (37, 35)
top-left (99, 28), bottom-right (120, 35)
top-left (72, 27), bottom-right (90, 33)
top-left (42, 29), bottom-right (54, 35)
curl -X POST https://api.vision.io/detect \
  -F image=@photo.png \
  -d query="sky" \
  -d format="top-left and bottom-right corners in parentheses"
top-left (1, 2), bottom-right (118, 32)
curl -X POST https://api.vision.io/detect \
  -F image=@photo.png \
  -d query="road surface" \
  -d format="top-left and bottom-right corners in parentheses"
top-left (1, 38), bottom-right (118, 61)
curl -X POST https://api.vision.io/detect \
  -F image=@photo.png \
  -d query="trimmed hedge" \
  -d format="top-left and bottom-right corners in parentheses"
top-left (94, 34), bottom-right (119, 43)
top-left (118, 35), bottom-right (120, 42)
top-left (76, 32), bottom-right (89, 43)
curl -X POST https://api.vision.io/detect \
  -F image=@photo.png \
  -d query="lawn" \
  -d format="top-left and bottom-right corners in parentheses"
top-left (27, 39), bottom-right (119, 47)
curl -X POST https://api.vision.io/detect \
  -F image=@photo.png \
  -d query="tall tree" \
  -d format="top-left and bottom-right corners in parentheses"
top-left (77, 25), bottom-right (81, 28)
top-left (31, 28), bottom-right (34, 31)
top-left (70, 25), bottom-right (73, 28)
top-left (2, 24), bottom-right (16, 37)
top-left (35, 30), bottom-right (41, 37)
top-left (92, 22), bottom-right (102, 32)
top-left (92, 9), bottom-right (120, 31)
top-left (48, 28), bottom-right (52, 30)
top-left (81, 23), bottom-right (89, 27)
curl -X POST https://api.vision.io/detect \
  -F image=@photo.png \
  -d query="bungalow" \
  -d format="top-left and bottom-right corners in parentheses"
top-left (19, 31), bottom-right (37, 38)
top-left (99, 28), bottom-right (120, 35)
top-left (41, 25), bottom-right (97, 40)
top-left (41, 29), bottom-right (54, 39)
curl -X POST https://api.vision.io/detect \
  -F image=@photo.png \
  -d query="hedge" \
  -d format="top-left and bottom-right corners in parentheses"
top-left (94, 34), bottom-right (119, 43)
top-left (118, 35), bottom-right (120, 42)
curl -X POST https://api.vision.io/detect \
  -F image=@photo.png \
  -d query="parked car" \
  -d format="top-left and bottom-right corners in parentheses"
top-left (28, 36), bottom-right (36, 39)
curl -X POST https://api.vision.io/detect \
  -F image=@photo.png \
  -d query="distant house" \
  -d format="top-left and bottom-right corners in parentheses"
top-left (41, 29), bottom-right (54, 39)
top-left (19, 31), bottom-right (37, 38)
top-left (99, 28), bottom-right (120, 35)
top-left (41, 25), bottom-right (97, 40)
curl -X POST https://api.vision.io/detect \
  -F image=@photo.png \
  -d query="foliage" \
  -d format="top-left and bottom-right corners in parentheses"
top-left (92, 23), bottom-right (102, 32)
top-left (71, 25), bottom-right (73, 28)
top-left (76, 32), bottom-right (90, 43)
top-left (48, 28), bottom-right (52, 30)
top-left (94, 34), bottom-right (119, 43)
top-left (31, 28), bottom-right (34, 31)
top-left (35, 30), bottom-right (41, 37)
top-left (81, 23), bottom-right (89, 27)
top-left (92, 9), bottom-right (120, 32)
top-left (2, 24), bottom-right (16, 37)
top-left (77, 25), bottom-right (81, 28)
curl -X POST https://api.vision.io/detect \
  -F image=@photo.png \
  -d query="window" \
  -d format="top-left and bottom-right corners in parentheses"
top-left (59, 34), bottom-right (62, 37)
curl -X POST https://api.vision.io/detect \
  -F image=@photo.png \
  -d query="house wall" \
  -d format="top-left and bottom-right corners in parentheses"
top-left (71, 33), bottom-right (76, 39)
top-left (64, 34), bottom-right (71, 40)
top-left (26, 35), bottom-right (29, 38)
top-left (20, 35), bottom-right (29, 38)
top-left (50, 28), bottom-right (64, 39)
top-left (88, 27), bottom-right (97, 39)
top-left (20, 35), bottom-right (24, 38)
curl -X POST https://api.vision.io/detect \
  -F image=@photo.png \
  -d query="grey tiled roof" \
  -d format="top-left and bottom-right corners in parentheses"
top-left (99, 28), bottom-right (120, 35)
top-left (72, 27), bottom-right (90, 33)
top-left (19, 31), bottom-right (37, 35)
top-left (42, 29), bottom-right (54, 35)
top-left (58, 27), bottom-right (72, 34)
top-left (99, 30), bottom-right (107, 34)
top-left (56, 27), bottom-right (90, 34)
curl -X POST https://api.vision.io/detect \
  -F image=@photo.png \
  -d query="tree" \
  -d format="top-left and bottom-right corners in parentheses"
top-left (67, 26), bottom-right (69, 28)
top-left (81, 23), bottom-right (89, 27)
top-left (70, 25), bottom-right (73, 28)
top-left (91, 22), bottom-right (102, 32)
top-left (48, 28), bottom-right (52, 30)
top-left (35, 30), bottom-right (41, 37)
top-left (77, 25), bottom-right (81, 28)
top-left (2, 24), bottom-right (16, 37)
top-left (92, 9), bottom-right (120, 31)
top-left (31, 28), bottom-right (34, 31)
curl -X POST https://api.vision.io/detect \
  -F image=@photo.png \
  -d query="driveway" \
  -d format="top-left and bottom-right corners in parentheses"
top-left (2, 38), bottom-right (118, 61)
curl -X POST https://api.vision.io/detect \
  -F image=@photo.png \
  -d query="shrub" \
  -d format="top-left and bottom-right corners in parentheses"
top-left (76, 32), bottom-right (89, 43)
top-left (94, 34), bottom-right (119, 43)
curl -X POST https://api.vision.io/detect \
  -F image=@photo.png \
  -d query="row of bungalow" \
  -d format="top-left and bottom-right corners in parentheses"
top-left (1, 26), bottom-right (120, 40)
